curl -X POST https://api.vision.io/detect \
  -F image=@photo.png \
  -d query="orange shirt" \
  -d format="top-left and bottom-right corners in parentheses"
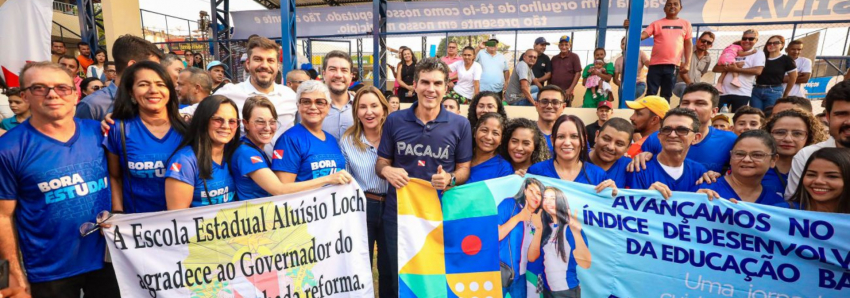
top-left (626, 135), bottom-right (649, 158)
top-left (77, 55), bottom-right (94, 75)
top-left (644, 18), bottom-right (692, 66)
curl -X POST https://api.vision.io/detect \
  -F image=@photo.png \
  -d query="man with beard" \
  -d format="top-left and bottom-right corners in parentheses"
top-left (535, 85), bottom-right (568, 152)
top-left (588, 118), bottom-right (634, 187)
top-left (76, 42), bottom-right (94, 76)
top-left (176, 68), bottom-right (212, 108)
top-left (785, 81), bottom-right (850, 198)
top-left (625, 96), bottom-right (669, 157)
top-left (322, 50), bottom-right (355, 140)
top-left (51, 40), bottom-right (66, 63)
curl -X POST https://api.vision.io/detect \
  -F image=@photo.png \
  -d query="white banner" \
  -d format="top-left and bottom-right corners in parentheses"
top-left (104, 183), bottom-right (374, 298)
top-left (0, 0), bottom-right (52, 87)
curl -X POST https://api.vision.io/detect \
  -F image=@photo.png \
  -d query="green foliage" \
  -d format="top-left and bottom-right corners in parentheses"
top-left (435, 35), bottom-right (510, 57)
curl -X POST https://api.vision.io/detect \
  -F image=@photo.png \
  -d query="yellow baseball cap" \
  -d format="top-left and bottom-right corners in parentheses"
top-left (626, 96), bottom-right (670, 118)
top-left (711, 114), bottom-right (731, 124)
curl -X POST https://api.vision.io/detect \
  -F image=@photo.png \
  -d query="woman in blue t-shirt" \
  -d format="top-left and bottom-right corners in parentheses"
top-left (164, 95), bottom-right (239, 209)
top-left (271, 81), bottom-right (350, 184)
top-left (529, 187), bottom-right (591, 298)
top-left (231, 96), bottom-right (352, 201)
top-left (468, 113), bottom-right (514, 184)
top-left (497, 178), bottom-right (545, 298)
top-left (698, 130), bottom-right (785, 205)
top-left (527, 114), bottom-right (616, 192)
top-left (106, 61), bottom-right (187, 213)
top-left (783, 148), bottom-right (850, 213)
top-left (501, 118), bottom-right (551, 174)
top-left (761, 108), bottom-right (828, 194)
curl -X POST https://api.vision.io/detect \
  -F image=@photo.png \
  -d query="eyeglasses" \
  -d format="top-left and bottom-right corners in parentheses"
top-left (211, 116), bottom-right (239, 128)
top-left (105, 69), bottom-right (117, 73)
top-left (300, 98), bottom-right (329, 108)
top-left (742, 37), bottom-right (757, 42)
top-left (252, 118), bottom-right (277, 128)
top-left (538, 99), bottom-right (563, 107)
top-left (771, 129), bottom-right (807, 140)
top-left (766, 41), bottom-right (782, 46)
top-left (90, 86), bottom-right (102, 91)
top-left (730, 150), bottom-right (773, 162)
top-left (25, 84), bottom-right (76, 96)
top-left (659, 126), bottom-right (695, 136)
top-left (526, 55), bottom-right (538, 59)
top-left (699, 39), bottom-right (713, 45)
top-left (79, 211), bottom-right (113, 237)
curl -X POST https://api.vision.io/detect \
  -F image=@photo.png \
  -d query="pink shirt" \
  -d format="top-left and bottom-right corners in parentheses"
top-left (441, 55), bottom-right (463, 79)
top-left (644, 18), bottom-right (692, 66)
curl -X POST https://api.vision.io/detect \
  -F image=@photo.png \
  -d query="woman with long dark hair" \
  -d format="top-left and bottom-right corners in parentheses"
top-left (751, 35), bottom-right (797, 110)
top-left (527, 115), bottom-right (607, 185)
top-left (106, 61), bottom-right (187, 213)
top-left (468, 112), bottom-right (513, 184)
top-left (165, 95), bottom-right (239, 209)
top-left (698, 130), bottom-right (785, 205)
top-left (497, 178), bottom-right (545, 298)
top-left (761, 108), bottom-right (827, 194)
top-left (468, 91), bottom-right (508, 129)
top-left (193, 53), bottom-right (205, 69)
top-left (785, 148), bottom-right (850, 213)
top-left (86, 49), bottom-right (108, 81)
top-left (529, 187), bottom-right (591, 298)
top-left (395, 46), bottom-right (418, 103)
top-left (80, 77), bottom-right (103, 97)
top-left (501, 118), bottom-right (551, 173)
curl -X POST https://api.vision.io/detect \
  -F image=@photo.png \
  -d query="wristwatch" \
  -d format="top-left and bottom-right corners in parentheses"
top-left (450, 173), bottom-right (456, 187)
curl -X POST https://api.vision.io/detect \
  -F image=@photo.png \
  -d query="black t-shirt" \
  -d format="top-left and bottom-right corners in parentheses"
top-left (519, 52), bottom-right (553, 81)
top-left (586, 121), bottom-right (603, 148)
top-left (756, 54), bottom-right (796, 86)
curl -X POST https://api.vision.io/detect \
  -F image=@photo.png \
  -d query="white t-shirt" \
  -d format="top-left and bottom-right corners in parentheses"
top-left (659, 162), bottom-right (685, 180)
top-left (449, 61), bottom-right (482, 99)
top-left (721, 51), bottom-right (766, 97)
top-left (784, 57), bottom-right (812, 98)
top-left (542, 225), bottom-right (571, 291)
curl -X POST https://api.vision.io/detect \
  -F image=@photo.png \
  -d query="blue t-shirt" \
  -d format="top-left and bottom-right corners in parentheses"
top-left (641, 126), bottom-right (737, 173)
top-left (230, 137), bottom-right (273, 200)
top-left (104, 116), bottom-right (183, 213)
top-left (271, 124), bottom-right (346, 182)
top-left (165, 146), bottom-right (235, 207)
top-left (497, 198), bottom-right (525, 283)
top-left (468, 155), bottom-right (514, 184)
top-left (701, 176), bottom-right (785, 205)
top-left (627, 158), bottom-right (707, 192)
top-left (475, 51), bottom-right (509, 92)
top-left (0, 119), bottom-right (110, 282)
top-left (761, 167), bottom-right (788, 198)
top-left (527, 159), bottom-right (608, 185)
top-left (378, 101), bottom-right (474, 214)
top-left (544, 133), bottom-right (553, 153)
top-left (540, 226), bottom-right (588, 291)
top-left (589, 156), bottom-right (632, 188)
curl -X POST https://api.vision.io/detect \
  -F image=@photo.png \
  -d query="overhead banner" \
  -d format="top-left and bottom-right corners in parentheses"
top-left (104, 183), bottom-right (374, 298)
top-left (231, 0), bottom-right (850, 38)
top-left (396, 175), bottom-right (850, 297)
top-left (0, 0), bottom-right (53, 87)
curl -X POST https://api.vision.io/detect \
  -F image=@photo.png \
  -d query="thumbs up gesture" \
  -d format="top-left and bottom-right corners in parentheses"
top-left (430, 165), bottom-right (452, 190)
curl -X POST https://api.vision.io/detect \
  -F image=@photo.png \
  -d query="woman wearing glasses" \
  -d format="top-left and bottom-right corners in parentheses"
top-left (697, 130), bottom-right (784, 205)
top-left (751, 35), bottom-right (798, 111)
top-left (761, 109), bottom-right (827, 195)
top-left (271, 81), bottom-right (351, 185)
top-left (106, 61), bottom-right (187, 213)
top-left (165, 95), bottom-right (239, 209)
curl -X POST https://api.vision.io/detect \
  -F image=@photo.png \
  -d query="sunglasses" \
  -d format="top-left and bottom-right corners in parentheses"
top-left (79, 211), bottom-right (113, 237)
top-left (766, 41), bottom-right (782, 46)
top-left (699, 39), bottom-right (713, 45)
top-left (742, 37), bottom-right (757, 42)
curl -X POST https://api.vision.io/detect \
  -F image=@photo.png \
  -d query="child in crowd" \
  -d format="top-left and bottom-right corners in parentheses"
top-left (585, 59), bottom-right (607, 98)
top-left (0, 88), bottom-right (29, 131)
top-left (715, 40), bottom-right (758, 91)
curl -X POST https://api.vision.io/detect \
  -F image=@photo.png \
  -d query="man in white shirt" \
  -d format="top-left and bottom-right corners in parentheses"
top-left (785, 81), bottom-right (850, 198)
top-left (713, 29), bottom-right (765, 112)
top-left (783, 40), bottom-right (812, 98)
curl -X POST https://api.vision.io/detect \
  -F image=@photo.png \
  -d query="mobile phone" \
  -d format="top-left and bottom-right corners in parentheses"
top-left (0, 259), bottom-right (9, 289)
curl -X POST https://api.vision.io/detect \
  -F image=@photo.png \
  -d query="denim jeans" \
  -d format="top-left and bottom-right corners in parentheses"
top-left (750, 85), bottom-right (784, 111)
top-left (366, 199), bottom-right (384, 265)
top-left (380, 205), bottom-right (399, 298)
top-left (646, 64), bottom-right (678, 102)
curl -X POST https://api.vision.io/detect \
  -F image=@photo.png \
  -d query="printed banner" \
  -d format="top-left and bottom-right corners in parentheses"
top-left (397, 175), bottom-right (850, 297)
top-left (104, 183), bottom-right (374, 298)
top-left (231, 0), bottom-right (850, 38)
top-left (0, 0), bottom-right (53, 87)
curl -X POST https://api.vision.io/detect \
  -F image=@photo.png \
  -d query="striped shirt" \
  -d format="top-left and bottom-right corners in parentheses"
top-left (339, 132), bottom-right (388, 194)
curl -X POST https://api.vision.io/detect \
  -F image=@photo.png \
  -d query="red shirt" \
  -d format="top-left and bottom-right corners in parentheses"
top-left (644, 18), bottom-right (692, 66)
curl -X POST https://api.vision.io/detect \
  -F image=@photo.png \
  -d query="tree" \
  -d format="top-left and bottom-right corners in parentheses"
top-left (435, 34), bottom-right (511, 57)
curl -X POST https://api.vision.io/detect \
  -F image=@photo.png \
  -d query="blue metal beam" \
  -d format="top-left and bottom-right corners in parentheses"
top-left (281, 0), bottom-right (298, 75)
top-left (596, 0), bottom-right (609, 48)
top-left (620, 0), bottom-right (644, 108)
top-left (372, 0), bottom-right (387, 90)
top-left (211, 0), bottom-right (234, 78)
top-left (76, 0), bottom-right (99, 56)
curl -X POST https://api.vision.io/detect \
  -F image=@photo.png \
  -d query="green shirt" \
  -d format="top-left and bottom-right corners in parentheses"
top-left (581, 62), bottom-right (615, 108)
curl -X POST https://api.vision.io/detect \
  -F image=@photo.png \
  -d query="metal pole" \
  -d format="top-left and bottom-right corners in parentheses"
top-left (790, 23), bottom-right (797, 41)
top-left (141, 10), bottom-right (146, 39)
top-left (281, 0), bottom-right (297, 74)
top-left (621, 0), bottom-right (644, 108)
top-left (844, 27), bottom-right (850, 56)
top-left (372, 0), bottom-right (387, 90)
top-left (514, 30), bottom-right (519, 67)
top-left (596, 0), bottom-right (610, 48)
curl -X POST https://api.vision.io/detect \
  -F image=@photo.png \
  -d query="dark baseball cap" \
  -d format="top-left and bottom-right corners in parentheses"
top-left (535, 37), bottom-right (550, 45)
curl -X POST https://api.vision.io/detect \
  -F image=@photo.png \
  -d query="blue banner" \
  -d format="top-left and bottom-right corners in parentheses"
top-left (455, 175), bottom-right (850, 297)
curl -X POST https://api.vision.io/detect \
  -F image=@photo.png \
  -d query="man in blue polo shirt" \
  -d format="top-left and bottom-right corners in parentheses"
top-left (628, 108), bottom-right (710, 196)
top-left (632, 83), bottom-right (737, 173)
top-left (376, 57), bottom-right (473, 297)
top-left (77, 35), bottom-right (163, 121)
top-left (535, 85), bottom-right (568, 153)
top-left (0, 62), bottom-right (118, 296)
top-left (588, 118), bottom-right (634, 187)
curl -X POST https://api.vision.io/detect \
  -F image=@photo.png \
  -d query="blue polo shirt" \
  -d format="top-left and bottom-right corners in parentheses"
top-left (527, 159), bottom-right (608, 185)
top-left (475, 51), bottom-right (509, 92)
top-left (700, 176), bottom-right (785, 205)
top-left (230, 137), bottom-right (272, 200)
top-left (103, 116), bottom-right (183, 213)
top-left (761, 167), bottom-right (788, 198)
top-left (377, 101), bottom-right (474, 214)
top-left (468, 155), bottom-right (514, 184)
top-left (589, 156), bottom-right (632, 188)
top-left (641, 126), bottom-right (737, 173)
top-left (165, 146), bottom-right (235, 207)
top-left (0, 119), bottom-right (110, 282)
top-left (75, 83), bottom-right (117, 121)
top-left (627, 158), bottom-right (707, 192)
top-left (271, 124), bottom-right (347, 182)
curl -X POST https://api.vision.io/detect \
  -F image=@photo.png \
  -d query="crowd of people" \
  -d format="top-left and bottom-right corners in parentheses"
top-left (0, 0), bottom-right (849, 297)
